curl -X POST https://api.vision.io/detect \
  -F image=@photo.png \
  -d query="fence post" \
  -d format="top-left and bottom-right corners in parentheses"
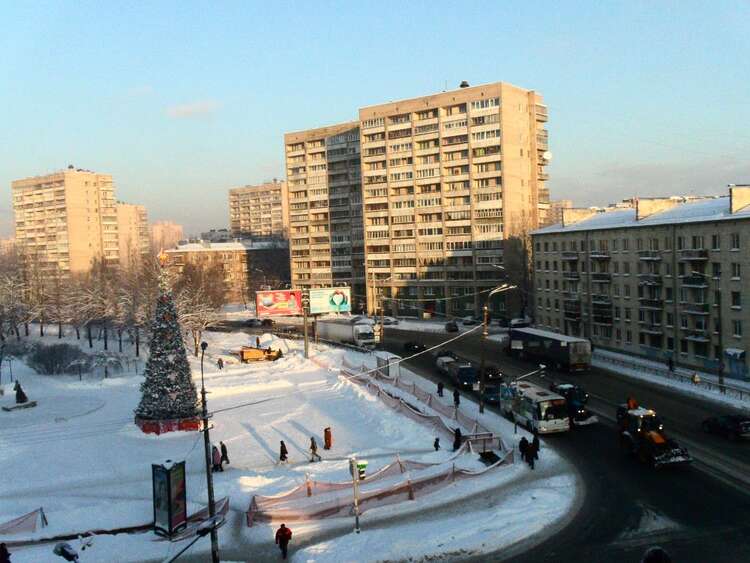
top-left (407, 477), bottom-right (415, 500)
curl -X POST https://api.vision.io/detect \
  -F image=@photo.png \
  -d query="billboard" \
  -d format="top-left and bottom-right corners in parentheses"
top-left (256, 290), bottom-right (303, 317)
top-left (309, 287), bottom-right (351, 314)
top-left (152, 460), bottom-right (187, 537)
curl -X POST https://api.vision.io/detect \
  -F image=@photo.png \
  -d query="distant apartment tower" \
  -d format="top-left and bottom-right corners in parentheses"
top-left (542, 199), bottom-right (573, 227)
top-left (0, 238), bottom-right (15, 257)
top-left (229, 180), bottom-right (289, 239)
top-left (284, 122), bottom-right (365, 309)
top-left (116, 203), bottom-right (150, 268)
top-left (151, 220), bottom-right (184, 253)
top-left (531, 187), bottom-right (750, 377)
top-left (12, 168), bottom-right (120, 274)
top-left (358, 81), bottom-right (550, 316)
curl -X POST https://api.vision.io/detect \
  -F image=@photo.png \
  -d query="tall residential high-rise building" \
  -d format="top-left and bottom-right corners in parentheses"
top-left (116, 202), bottom-right (151, 268)
top-left (12, 168), bottom-right (120, 274)
top-left (358, 81), bottom-right (550, 316)
top-left (150, 220), bottom-right (185, 253)
top-left (229, 180), bottom-right (289, 239)
top-left (543, 199), bottom-right (573, 227)
top-left (284, 122), bottom-right (366, 310)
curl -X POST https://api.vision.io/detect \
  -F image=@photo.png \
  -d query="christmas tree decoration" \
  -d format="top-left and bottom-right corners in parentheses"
top-left (135, 270), bottom-right (200, 434)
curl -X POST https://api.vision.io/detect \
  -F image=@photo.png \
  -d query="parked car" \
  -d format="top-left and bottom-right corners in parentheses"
top-left (482, 383), bottom-right (503, 405)
top-left (246, 318), bottom-right (262, 328)
top-left (702, 415), bottom-right (750, 441)
top-left (382, 316), bottom-right (399, 325)
top-left (461, 316), bottom-right (479, 326)
top-left (403, 341), bottom-right (427, 353)
top-left (445, 321), bottom-right (459, 333)
top-left (261, 319), bottom-right (274, 328)
top-left (431, 348), bottom-right (458, 360)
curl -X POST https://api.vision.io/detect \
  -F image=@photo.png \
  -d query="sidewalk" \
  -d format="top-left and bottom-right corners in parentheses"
top-left (593, 349), bottom-right (750, 411)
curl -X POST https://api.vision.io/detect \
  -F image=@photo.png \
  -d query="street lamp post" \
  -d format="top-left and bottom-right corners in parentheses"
top-left (479, 284), bottom-right (512, 414)
top-left (200, 342), bottom-right (220, 563)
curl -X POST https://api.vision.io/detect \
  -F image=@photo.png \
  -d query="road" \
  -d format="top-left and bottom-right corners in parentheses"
top-left (215, 319), bottom-right (750, 561)
top-left (381, 327), bottom-right (750, 563)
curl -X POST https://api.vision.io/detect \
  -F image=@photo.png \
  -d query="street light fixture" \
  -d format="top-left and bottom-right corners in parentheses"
top-left (479, 283), bottom-right (515, 414)
top-left (199, 342), bottom-right (220, 563)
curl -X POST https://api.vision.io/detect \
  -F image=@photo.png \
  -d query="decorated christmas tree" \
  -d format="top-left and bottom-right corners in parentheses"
top-left (134, 270), bottom-right (199, 423)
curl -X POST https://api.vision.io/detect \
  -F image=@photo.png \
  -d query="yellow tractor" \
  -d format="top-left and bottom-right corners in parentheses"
top-left (238, 346), bottom-right (283, 363)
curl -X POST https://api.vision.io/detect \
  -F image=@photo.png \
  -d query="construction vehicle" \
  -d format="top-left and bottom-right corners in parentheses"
top-left (549, 382), bottom-right (598, 426)
top-left (238, 346), bottom-right (283, 363)
top-left (617, 402), bottom-right (692, 468)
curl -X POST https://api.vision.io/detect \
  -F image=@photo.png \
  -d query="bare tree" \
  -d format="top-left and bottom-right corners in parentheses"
top-left (172, 262), bottom-right (226, 356)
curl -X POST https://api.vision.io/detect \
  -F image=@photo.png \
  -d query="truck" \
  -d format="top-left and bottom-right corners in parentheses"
top-left (315, 318), bottom-right (377, 348)
top-left (549, 382), bottom-right (598, 426)
top-left (507, 327), bottom-right (591, 372)
top-left (617, 402), bottom-right (692, 468)
top-left (435, 352), bottom-right (478, 389)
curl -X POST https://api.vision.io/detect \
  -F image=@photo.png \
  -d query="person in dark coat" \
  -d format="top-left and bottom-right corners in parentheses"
top-left (437, 381), bottom-right (444, 397)
top-left (212, 445), bottom-right (223, 472)
top-left (275, 523), bottom-right (293, 559)
top-left (309, 437), bottom-right (322, 462)
top-left (0, 542), bottom-right (10, 563)
top-left (453, 428), bottom-right (462, 451)
top-left (453, 388), bottom-right (460, 407)
top-left (666, 356), bottom-right (674, 373)
top-left (434, 437), bottom-right (440, 451)
top-left (220, 441), bottom-right (229, 466)
top-left (531, 433), bottom-right (540, 460)
top-left (279, 440), bottom-right (289, 463)
top-left (519, 436), bottom-right (529, 463)
top-left (217, 358), bottom-right (224, 370)
top-left (323, 427), bottom-right (332, 450)
top-left (256, 336), bottom-right (261, 348)
top-left (14, 382), bottom-right (27, 405)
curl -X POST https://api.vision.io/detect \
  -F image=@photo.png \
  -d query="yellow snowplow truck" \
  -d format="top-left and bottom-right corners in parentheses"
top-left (238, 346), bottom-right (283, 363)
top-left (617, 404), bottom-right (692, 468)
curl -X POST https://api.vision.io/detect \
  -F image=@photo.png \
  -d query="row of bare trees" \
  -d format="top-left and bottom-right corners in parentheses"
top-left (0, 250), bottom-right (228, 357)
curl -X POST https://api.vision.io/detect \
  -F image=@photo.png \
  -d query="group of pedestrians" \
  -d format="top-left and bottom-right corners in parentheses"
top-left (279, 428), bottom-right (333, 464)
top-left (519, 433), bottom-right (540, 469)
top-left (211, 441), bottom-right (230, 472)
top-left (436, 381), bottom-right (461, 408)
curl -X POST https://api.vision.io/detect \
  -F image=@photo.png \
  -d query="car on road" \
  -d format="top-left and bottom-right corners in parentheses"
top-left (403, 341), bottom-right (427, 354)
top-left (702, 415), bottom-right (750, 441)
top-left (246, 318), bottom-right (262, 328)
top-left (431, 348), bottom-right (458, 360)
top-left (382, 316), bottom-right (399, 325)
top-left (445, 321), bottom-right (459, 332)
top-left (485, 365), bottom-right (504, 381)
top-left (461, 316), bottom-right (479, 326)
top-left (482, 383), bottom-right (502, 405)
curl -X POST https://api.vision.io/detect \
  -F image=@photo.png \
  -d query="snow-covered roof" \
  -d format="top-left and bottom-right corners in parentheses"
top-left (166, 240), bottom-right (286, 252)
top-left (533, 196), bottom-right (750, 235)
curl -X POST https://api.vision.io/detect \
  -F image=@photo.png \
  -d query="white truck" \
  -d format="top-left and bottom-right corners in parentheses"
top-left (316, 318), bottom-right (377, 348)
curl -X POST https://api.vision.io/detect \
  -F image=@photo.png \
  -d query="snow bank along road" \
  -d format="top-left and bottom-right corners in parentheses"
top-left (381, 327), bottom-right (750, 563)
top-left (0, 330), bottom-right (579, 562)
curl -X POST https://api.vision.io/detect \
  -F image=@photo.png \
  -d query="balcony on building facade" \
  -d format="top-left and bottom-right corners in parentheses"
top-left (683, 327), bottom-right (710, 342)
top-left (638, 250), bottom-right (662, 261)
top-left (639, 323), bottom-right (664, 335)
top-left (591, 294), bottom-right (612, 306)
top-left (563, 271), bottom-right (580, 281)
top-left (589, 251), bottom-right (610, 260)
top-left (562, 292), bottom-right (580, 302)
top-left (591, 272), bottom-right (612, 283)
top-left (683, 302), bottom-right (711, 315)
top-left (678, 249), bottom-right (709, 261)
top-left (592, 313), bottom-right (613, 325)
top-left (563, 300), bottom-right (581, 321)
top-left (638, 297), bottom-right (664, 310)
top-left (680, 275), bottom-right (709, 288)
top-left (561, 252), bottom-right (579, 261)
top-left (638, 274), bottom-right (663, 286)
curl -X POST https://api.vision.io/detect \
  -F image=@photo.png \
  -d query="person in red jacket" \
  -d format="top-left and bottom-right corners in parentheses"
top-left (275, 523), bottom-right (292, 559)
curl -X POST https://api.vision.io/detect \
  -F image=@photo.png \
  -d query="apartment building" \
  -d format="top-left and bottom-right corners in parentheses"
top-left (162, 240), bottom-right (290, 304)
top-left (358, 81), bottom-right (549, 316)
top-left (531, 187), bottom-right (750, 378)
top-left (542, 199), bottom-right (573, 227)
top-left (0, 238), bottom-right (15, 257)
top-left (229, 180), bottom-right (289, 240)
top-left (116, 202), bottom-right (151, 268)
top-left (151, 220), bottom-right (184, 253)
top-left (284, 122), bottom-right (366, 311)
top-left (12, 167), bottom-right (120, 274)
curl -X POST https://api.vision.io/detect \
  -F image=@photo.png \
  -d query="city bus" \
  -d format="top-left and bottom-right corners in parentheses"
top-left (500, 381), bottom-right (570, 434)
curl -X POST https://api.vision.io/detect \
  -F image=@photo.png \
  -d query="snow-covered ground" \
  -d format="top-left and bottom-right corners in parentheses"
top-left (0, 330), bottom-right (578, 562)
top-left (594, 349), bottom-right (750, 412)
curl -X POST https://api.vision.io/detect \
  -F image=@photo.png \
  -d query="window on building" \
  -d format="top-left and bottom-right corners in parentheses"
top-left (680, 340), bottom-right (688, 354)
top-left (732, 291), bottom-right (742, 308)
top-left (681, 316), bottom-right (689, 329)
top-left (733, 320), bottom-right (743, 337)
top-left (712, 234), bottom-right (720, 250)
top-left (614, 284), bottom-right (620, 296)
top-left (612, 239), bottom-right (619, 251)
top-left (625, 308), bottom-right (631, 321)
top-left (624, 285), bottom-right (631, 297)
top-left (639, 333), bottom-right (646, 345)
top-left (636, 238), bottom-right (643, 251)
top-left (678, 262), bottom-right (686, 276)
top-left (616, 328), bottom-right (622, 341)
top-left (677, 236), bottom-right (685, 250)
top-left (622, 239), bottom-right (629, 251)
top-left (715, 290), bottom-right (721, 306)
top-left (626, 330), bottom-right (632, 344)
top-left (666, 286), bottom-right (673, 301)
top-left (553, 242), bottom-right (558, 251)
top-left (666, 313), bottom-right (674, 326)
top-left (664, 236), bottom-right (672, 250)
top-left (692, 235), bottom-right (704, 249)
top-left (732, 263), bottom-right (741, 278)
top-left (712, 262), bottom-right (721, 278)
top-left (624, 262), bottom-right (630, 274)
top-left (614, 262), bottom-right (619, 274)
top-left (731, 233), bottom-right (740, 250)
top-left (667, 337), bottom-right (675, 351)
top-left (665, 262), bottom-right (672, 276)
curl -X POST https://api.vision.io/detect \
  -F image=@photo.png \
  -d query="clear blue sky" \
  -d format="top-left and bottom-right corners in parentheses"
top-left (1, 1), bottom-right (749, 237)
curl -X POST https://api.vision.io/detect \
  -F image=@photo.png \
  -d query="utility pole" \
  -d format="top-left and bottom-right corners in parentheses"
top-left (349, 457), bottom-right (361, 533)
top-left (200, 342), bottom-right (220, 563)
top-left (479, 304), bottom-right (489, 414)
top-left (301, 290), bottom-right (310, 359)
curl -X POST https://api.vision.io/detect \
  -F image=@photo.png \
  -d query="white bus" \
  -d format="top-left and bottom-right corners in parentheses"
top-left (500, 381), bottom-right (570, 434)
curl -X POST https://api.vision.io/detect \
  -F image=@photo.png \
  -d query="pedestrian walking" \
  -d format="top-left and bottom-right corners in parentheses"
top-left (666, 356), bottom-right (674, 373)
top-left (453, 388), bottom-right (460, 407)
top-left (217, 358), bottom-right (224, 370)
top-left (519, 436), bottom-right (529, 463)
top-left (323, 427), bottom-right (332, 450)
top-left (220, 441), bottom-right (230, 466)
top-left (211, 445), bottom-right (223, 472)
top-left (256, 336), bottom-right (261, 348)
top-left (531, 433), bottom-right (540, 460)
top-left (434, 437), bottom-right (440, 451)
top-left (309, 437), bottom-right (322, 462)
top-left (437, 381), bottom-right (444, 397)
top-left (275, 523), bottom-right (293, 559)
top-left (279, 440), bottom-right (289, 464)
top-left (453, 427), bottom-right (462, 451)
top-left (0, 542), bottom-right (10, 563)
